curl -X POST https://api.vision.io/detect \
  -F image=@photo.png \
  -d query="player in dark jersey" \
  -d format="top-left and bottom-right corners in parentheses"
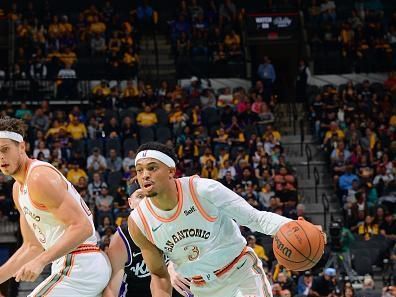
top-left (103, 183), bottom-right (192, 297)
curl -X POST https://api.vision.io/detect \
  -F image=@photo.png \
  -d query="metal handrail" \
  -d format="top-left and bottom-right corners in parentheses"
top-left (322, 193), bottom-right (330, 231)
top-left (300, 119), bottom-right (304, 156)
top-left (292, 100), bottom-right (297, 135)
top-left (313, 166), bottom-right (319, 203)
top-left (305, 144), bottom-right (312, 179)
top-left (152, 27), bottom-right (160, 86)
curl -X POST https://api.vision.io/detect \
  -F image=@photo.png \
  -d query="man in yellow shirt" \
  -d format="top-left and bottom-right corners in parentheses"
top-left (136, 106), bottom-right (157, 127)
top-left (66, 117), bottom-right (87, 140)
top-left (66, 161), bottom-right (88, 186)
top-left (92, 80), bottom-right (111, 97)
top-left (324, 121), bottom-right (345, 145)
top-left (247, 235), bottom-right (269, 266)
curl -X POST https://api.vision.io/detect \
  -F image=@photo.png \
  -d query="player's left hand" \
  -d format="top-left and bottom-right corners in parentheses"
top-left (297, 217), bottom-right (327, 244)
top-left (14, 258), bottom-right (45, 282)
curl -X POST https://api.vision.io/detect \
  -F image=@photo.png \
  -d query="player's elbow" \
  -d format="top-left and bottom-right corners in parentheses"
top-left (78, 220), bottom-right (94, 241)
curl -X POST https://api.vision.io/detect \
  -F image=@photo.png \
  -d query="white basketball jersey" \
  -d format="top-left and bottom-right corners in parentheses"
top-left (130, 176), bottom-right (246, 278)
top-left (18, 160), bottom-right (97, 250)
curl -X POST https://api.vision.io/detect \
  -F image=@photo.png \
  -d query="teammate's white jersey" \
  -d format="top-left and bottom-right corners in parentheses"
top-left (18, 160), bottom-right (97, 250)
top-left (131, 175), bottom-right (292, 278)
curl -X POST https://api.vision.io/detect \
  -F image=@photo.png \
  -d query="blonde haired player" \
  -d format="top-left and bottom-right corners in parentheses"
top-left (129, 142), bottom-right (324, 297)
top-left (0, 117), bottom-right (111, 296)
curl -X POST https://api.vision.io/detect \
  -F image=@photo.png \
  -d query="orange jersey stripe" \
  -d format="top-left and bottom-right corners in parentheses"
top-left (137, 205), bottom-right (154, 243)
top-left (144, 179), bottom-right (184, 223)
top-left (189, 176), bottom-right (217, 222)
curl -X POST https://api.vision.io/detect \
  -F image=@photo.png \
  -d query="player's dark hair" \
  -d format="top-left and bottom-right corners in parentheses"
top-left (137, 142), bottom-right (178, 164)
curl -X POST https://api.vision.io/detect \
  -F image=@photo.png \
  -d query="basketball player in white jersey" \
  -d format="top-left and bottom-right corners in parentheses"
top-left (129, 142), bottom-right (326, 297)
top-left (104, 183), bottom-right (192, 297)
top-left (0, 117), bottom-right (111, 296)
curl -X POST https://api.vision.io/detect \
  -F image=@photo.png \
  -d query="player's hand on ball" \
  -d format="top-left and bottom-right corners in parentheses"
top-left (297, 217), bottom-right (327, 244)
top-left (14, 258), bottom-right (45, 282)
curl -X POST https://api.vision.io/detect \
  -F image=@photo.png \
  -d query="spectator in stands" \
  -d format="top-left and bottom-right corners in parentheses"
top-left (122, 47), bottom-right (139, 78)
top-left (357, 214), bottom-right (379, 240)
top-left (136, 0), bottom-right (156, 26)
top-left (246, 234), bottom-right (269, 268)
top-left (106, 149), bottom-right (122, 172)
top-left (67, 160), bottom-right (88, 186)
top-left (57, 63), bottom-right (77, 98)
top-left (201, 159), bottom-right (219, 180)
top-left (15, 102), bottom-right (32, 120)
top-left (257, 56), bottom-right (276, 100)
top-left (356, 275), bottom-right (376, 297)
top-left (95, 185), bottom-right (114, 224)
top-left (66, 117), bottom-right (87, 140)
top-left (31, 108), bottom-right (50, 132)
top-left (92, 80), bottom-right (111, 101)
top-left (33, 140), bottom-right (50, 160)
top-left (87, 147), bottom-right (107, 173)
top-left (320, 0), bottom-right (336, 23)
top-left (311, 268), bottom-right (338, 297)
top-left (296, 59), bottom-right (311, 102)
top-left (90, 33), bottom-right (106, 56)
top-left (380, 212), bottom-right (396, 241)
top-left (136, 105), bottom-right (157, 128)
top-left (297, 270), bottom-right (313, 296)
top-left (88, 172), bottom-right (108, 198)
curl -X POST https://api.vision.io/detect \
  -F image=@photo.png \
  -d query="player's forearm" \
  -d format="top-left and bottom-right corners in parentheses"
top-left (0, 244), bottom-right (43, 284)
top-left (200, 179), bottom-right (292, 235)
top-left (150, 274), bottom-right (172, 297)
top-left (35, 222), bottom-right (93, 266)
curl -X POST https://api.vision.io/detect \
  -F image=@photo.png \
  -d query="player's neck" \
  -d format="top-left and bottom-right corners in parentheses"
top-left (149, 179), bottom-right (179, 211)
top-left (13, 157), bottom-right (32, 185)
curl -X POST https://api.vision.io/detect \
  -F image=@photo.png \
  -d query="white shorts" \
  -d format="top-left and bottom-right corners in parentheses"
top-left (28, 247), bottom-right (111, 297)
top-left (191, 247), bottom-right (272, 297)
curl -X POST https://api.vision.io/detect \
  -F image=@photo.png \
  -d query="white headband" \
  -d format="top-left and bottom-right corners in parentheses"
top-left (0, 131), bottom-right (23, 142)
top-left (135, 150), bottom-right (176, 168)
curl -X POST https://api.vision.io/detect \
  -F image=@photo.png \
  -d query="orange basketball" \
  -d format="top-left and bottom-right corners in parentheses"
top-left (273, 220), bottom-right (325, 271)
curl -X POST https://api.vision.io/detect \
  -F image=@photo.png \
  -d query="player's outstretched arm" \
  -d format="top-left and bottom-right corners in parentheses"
top-left (195, 178), bottom-right (292, 235)
top-left (14, 167), bottom-right (94, 282)
top-left (0, 183), bottom-right (44, 284)
top-left (103, 232), bottom-right (128, 297)
top-left (128, 216), bottom-right (172, 297)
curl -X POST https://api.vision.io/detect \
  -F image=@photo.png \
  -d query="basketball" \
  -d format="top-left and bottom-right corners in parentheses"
top-left (273, 220), bottom-right (325, 271)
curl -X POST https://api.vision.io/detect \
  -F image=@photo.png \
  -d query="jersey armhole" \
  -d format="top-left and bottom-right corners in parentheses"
top-left (27, 164), bottom-right (69, 211)
top-left (134, 206), bottom-right (155, 244)
top-left (117, 226), bottom-right (133, 267)
top-left (189, 175), bottom-right (217, 222)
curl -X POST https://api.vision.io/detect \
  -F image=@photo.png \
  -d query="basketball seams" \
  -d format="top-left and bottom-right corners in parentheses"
top-left (278, 227), bottom-right (315, 264)
top-left (295, 221), bottom-right (312, 257)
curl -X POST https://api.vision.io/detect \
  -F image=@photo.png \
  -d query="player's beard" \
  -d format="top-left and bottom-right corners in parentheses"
top-left (146, 191), bottom-right (158, 197)
top-left (10, 157), bottom-right (23, 176)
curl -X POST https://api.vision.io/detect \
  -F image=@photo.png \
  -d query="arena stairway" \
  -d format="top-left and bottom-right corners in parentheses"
top-left (275, 103), bottom-right (342, 229)
top-left (139, 33), bottom-right (176, 82)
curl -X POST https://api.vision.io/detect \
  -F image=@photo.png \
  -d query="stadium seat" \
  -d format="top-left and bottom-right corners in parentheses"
top-left (105, 138), bottom-right (121, 155)
top-left (139, 127), bottom-right (155, 144)
top-left (155, 126), bottom-right (172, 143)
top-left (123, 138), bottom-right (139, 156)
